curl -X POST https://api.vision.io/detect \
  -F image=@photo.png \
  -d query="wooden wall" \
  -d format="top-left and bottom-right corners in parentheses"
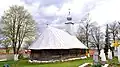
top-left (30, 49), bottom-right (86, 61)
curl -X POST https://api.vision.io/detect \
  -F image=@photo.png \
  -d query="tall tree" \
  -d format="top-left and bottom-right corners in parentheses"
top-left (118, 21), bottom-right (120, 40)
top-left (104, 24), bottom-right (111, 55)
top-left (90, 26), bottom-right (104, 54)
top-left (77, 27), bottom-right (86, 44)
top-left (109, 21), bottom-right (119, 42)
top-left (108, 21), bottom-right (119, 56)
top-left (77, 13), bottom-right (94, 48)
top-left (0, 5), bottom-right (36, 60)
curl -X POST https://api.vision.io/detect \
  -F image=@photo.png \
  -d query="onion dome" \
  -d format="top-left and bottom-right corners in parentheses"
top-left (67, 9), bottom-right (72, 21)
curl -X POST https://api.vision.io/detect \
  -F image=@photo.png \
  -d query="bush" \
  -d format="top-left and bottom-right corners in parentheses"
top-left (91, 63), bottom-right (101, 67)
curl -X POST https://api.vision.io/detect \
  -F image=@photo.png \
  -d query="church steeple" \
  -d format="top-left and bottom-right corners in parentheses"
top-left (65, 9), bottom-right (74, 24)
top-left (65, 9), bottom-right (74, 35)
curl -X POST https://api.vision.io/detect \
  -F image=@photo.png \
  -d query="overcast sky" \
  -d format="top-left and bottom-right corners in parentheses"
top-left (0, 0), bottom-right (120, 27)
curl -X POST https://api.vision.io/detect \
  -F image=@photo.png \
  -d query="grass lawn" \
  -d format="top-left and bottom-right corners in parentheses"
top-left (107, 57), bottom-right (120, 67)
top-left (0, 57), bottom-right (120, 67)
top-left (0, 58), bottom-right (93, 67)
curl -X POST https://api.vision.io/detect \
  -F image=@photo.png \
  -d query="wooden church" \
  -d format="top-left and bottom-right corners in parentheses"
top-left (29, 9), bottom-right (88, 61)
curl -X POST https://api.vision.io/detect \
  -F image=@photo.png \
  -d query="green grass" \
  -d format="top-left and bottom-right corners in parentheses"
top-left (0, 58), bottom-right (93, 67)
top-left (107, 57), bottom-right (120, 67)
top-left (0, 57), bottom-right (120, 67)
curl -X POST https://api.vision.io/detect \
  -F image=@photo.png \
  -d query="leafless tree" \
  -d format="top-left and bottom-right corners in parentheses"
top-left (77, 27), bottom-right (86, 44)
top-left (77, 13), bottom-right (95, 48)
top-left (109, 21), bottom-right (119, 43)
top-left (90, 26), bottom-right (104, 53)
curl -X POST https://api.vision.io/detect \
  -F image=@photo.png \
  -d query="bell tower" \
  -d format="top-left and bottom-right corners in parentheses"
top-left (65, 9), bottom-right (74, 35)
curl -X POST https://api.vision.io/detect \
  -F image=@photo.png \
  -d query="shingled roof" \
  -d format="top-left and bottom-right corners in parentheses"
top-left (29, 26), bottom-right (88, 50)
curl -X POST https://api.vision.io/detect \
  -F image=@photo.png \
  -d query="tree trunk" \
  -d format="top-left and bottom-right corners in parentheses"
top-left (97, 44), bottom-right (100, 54)
top-left (6, 47), bottom-right (9, 54)
top-left (14, 54), bottom-right (19, 61)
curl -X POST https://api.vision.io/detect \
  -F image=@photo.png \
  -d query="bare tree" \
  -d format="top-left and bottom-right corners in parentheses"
top-left (77, 13), bottom-right (95, 48)
top-left (107, 21), bottom-right (119, 56)
top-left (109, 21), bottom-right (119, 42)
top-left (117, 21), bottom-right (120, 40)
top-left (0, 5), bottom-right (36, 60)
top-left (77, 27), bottom-right (86, 44)
top-left (90, 26), bottom-right (104, 54)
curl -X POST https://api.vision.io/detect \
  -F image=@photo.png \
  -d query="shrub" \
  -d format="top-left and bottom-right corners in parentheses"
top-left (91, 63), bottom-right (101, 67)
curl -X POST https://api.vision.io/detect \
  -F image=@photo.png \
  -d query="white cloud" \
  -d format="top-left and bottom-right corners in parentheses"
top-left (55, 0), bottom-right (105, 23)
top-left (90, 0), bottom-right (120, 25)
top-left (24, 2), bottom-right (40, 14)
top-left (0, 0), bottom-right (119, 27)
top-left (52, 18), bottom-right (60, 23)
top-left (0, 0), bottom-right (24, 16)
top-left (0, 0), bottom-right (40, 17)
top-left (1, 0), bottom-right (118, 34)
top-left (57, 0), bottom-right (89, 16)
top-left (41, 5), bottom-right (59, 16)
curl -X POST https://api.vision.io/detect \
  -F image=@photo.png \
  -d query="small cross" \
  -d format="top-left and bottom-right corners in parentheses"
top-left (68, 8), bottom-right (71, 15)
